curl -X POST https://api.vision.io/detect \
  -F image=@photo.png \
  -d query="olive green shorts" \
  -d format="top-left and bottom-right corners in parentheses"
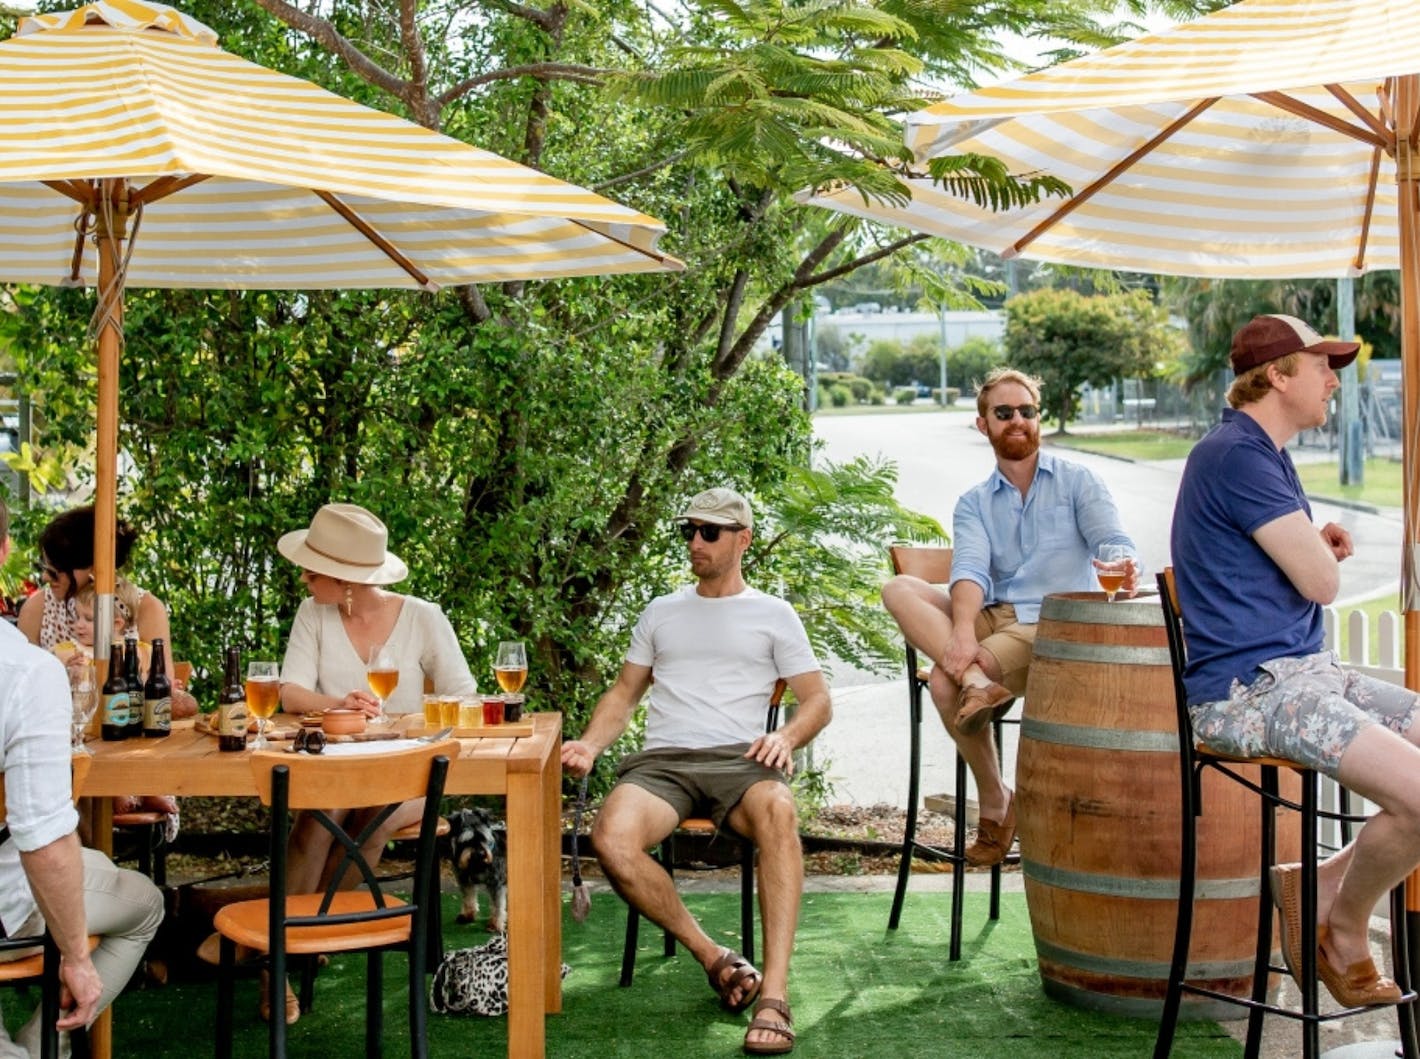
top-left (615, 744), bottom-right (786, 830)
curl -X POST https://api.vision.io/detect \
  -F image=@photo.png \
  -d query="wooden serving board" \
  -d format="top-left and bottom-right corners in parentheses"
top-left (193, 718), bottom-right (408, 743)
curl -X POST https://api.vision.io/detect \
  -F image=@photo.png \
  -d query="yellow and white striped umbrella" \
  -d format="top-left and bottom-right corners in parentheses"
top-left (1, 1), bottom-right (680, 288)
top-left (0, 1), bottom-right (681, 661)
top-left (807, 0), bottom-right (1418, 280)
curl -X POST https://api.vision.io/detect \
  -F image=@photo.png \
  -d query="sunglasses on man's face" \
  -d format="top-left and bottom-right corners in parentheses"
top-left (991, 404), bottom-right (1039, 421)
top-left (679, 522), bottom-right (743, 544)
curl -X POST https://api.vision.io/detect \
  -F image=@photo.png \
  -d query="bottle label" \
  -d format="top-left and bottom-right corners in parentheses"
top-left (144, 695), bottom-right (171, 731)
top-left (218, 701), bottom-right (248, 736)
top-left (103, 691), bottom-right (130, 728)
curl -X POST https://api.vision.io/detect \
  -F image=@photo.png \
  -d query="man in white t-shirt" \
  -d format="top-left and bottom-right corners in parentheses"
top-left (563, 487), bottom-right (831, 1056)
top-left (0, 499), bottom-right (163, 1057)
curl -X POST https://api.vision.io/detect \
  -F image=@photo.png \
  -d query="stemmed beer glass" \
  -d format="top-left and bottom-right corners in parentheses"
top-left (70, 663), bottom-right (97, 754)
top-left (494, 641), bottom-right (528, 694)
top-left (1095, 544), bottom-right (1130, 603)
top-left (366, 643), bottom-right (399, 724)
top-left (245, 661), bottom-right (281, 750)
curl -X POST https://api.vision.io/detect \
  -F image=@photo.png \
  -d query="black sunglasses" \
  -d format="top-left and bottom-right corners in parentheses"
top-left (34, 561), bottom-right (59, 582)
top-left (991, 404), bottom-right (1039, 421)
top-left (679, 522), bottom-right (743, 543)
top-left (293, 727), bottom-right (326, 755)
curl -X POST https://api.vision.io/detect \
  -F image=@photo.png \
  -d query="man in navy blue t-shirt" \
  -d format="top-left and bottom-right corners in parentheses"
top-left (1172, 313), bottom-right (1420, 1009)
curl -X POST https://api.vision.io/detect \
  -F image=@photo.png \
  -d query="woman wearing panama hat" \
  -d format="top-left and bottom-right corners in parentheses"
top-left (260, 501), bottom-right (477, 1024)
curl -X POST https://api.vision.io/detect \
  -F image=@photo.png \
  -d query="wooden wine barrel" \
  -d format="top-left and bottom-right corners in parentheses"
top-left (1018, 592), bottom-right (1299, 1020)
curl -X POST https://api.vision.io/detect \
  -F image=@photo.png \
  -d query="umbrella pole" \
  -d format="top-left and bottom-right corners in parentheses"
top-left (92, 179), bottom-right (128, 666)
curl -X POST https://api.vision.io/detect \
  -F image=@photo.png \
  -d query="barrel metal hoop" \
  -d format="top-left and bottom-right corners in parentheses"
top-left (1039, 596), bottom-right (1162, 627)
top-left (1031, 639), bottom-right (1172, 665)
top-left (1022, 857), bottom-right (1259, 900)
top-left (1021, 717), bottom-right (1178, 752)
top-left (1032, 935), bottom-right (1259, 981)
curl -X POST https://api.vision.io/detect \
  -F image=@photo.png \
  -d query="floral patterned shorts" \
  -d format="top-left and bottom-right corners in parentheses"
top-left (1189, 651), bottom-right (1419, 777)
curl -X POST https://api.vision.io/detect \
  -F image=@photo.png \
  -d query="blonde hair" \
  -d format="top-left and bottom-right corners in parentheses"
top-left (976, 367), bottom-right (1043, 417)
top-left (73, 579), bottom-right (141, 635)
top-left (1227, 352), bottom-right (1300, 409)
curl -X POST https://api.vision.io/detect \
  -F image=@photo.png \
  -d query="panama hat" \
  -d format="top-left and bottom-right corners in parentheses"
top-left (277, 503), bottom-right (408, 585)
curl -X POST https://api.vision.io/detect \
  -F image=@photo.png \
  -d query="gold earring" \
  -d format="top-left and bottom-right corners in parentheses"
top-left (343, 584), bottom-right (353, 617)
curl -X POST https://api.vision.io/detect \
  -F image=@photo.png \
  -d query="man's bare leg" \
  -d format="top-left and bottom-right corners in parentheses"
top-left (927, 666), bottom-right (1010, 823)
top-left (727, 780), bottom-right (801, 1049)
top-left (882, 575), bottom-right (999, 694)
top-left (593, 783), bottom-right (758, 1007)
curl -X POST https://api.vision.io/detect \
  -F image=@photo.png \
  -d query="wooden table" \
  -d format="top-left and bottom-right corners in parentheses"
top-left (81, 712), bottom-right (563, 1058)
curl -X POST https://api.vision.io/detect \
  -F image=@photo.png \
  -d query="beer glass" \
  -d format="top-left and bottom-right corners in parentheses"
top-left (366, 643), bottom-right (398, 724)
top-left (245, 661), bottom-right (281, 749)
top-left (494, 641), bottom-right (528, 694)
top-left (70, 663), bottom-right (97, 754)
top-left (1095, 544), bottom-right (1129, 602)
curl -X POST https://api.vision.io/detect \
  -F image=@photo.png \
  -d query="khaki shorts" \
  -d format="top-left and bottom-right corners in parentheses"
top-left (975, 603), bottom-right (1036, 696)
top-left (615, 744), bottom-right (785, 830)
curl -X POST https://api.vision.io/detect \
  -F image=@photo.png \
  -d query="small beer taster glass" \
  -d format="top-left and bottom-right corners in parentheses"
top-left (1095, 544), bottom-right (1129, 602)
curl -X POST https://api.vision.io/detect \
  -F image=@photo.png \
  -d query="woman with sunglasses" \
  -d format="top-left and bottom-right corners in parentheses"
top-left (17, 505), bottom-right (197, 718)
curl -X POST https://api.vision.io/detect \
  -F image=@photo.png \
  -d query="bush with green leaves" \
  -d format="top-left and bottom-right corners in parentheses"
top-left (894, 387), bottom-right (917, 405)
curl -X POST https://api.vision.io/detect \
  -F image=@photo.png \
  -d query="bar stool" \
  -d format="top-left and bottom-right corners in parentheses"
top-left (1153, 570), bottom-right (1419, 1059)
top-left (112, 810), bottom-right (168, 887)
top-left (886, 545), bottom-right (1017, 959)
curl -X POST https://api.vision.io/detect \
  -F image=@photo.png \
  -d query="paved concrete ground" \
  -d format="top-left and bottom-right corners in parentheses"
top-left (805, 410), bottom-right (1411, 1058)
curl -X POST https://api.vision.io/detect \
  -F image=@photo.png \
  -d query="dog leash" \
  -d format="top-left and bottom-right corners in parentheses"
top-left (570, 776), bottom-right (591, 922)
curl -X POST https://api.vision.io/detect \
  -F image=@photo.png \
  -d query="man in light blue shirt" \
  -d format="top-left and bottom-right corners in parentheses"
top-left (883, 368), bottom-right (1137, 866)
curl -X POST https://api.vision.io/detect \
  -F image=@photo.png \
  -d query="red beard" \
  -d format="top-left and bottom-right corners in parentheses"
top-left (990, 428), bottom-right (1039, 461)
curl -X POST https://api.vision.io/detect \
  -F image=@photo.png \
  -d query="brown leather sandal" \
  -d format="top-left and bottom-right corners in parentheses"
top-left (707, 948), bottom-right (762, 1013)
top-left (744, 997), bottom-right (794, 1055)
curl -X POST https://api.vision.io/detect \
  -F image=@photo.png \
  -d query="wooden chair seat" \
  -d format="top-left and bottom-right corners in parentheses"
top-left (215, 891), bottom-right (412, 956)
top-left (0, 936), bottom-right (100, 982)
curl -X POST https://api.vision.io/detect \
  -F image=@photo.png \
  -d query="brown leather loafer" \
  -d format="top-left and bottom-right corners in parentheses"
top-left (956, 681), bottom-right (1012, 737)
top-left (1316, 926), bottom-right (1402, 1008)
top-left (965, 790), bottom-right (1016, 867)
top-left (1268, 862), bottom-right (1303, 983)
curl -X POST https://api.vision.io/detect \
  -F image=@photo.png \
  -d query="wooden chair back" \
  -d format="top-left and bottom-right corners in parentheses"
top-left (889, 544), bottom-right (952, 584)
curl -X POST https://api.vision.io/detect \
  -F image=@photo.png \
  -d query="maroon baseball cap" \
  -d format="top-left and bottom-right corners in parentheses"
top-left (1229, 314), bottom-right (1359, 375)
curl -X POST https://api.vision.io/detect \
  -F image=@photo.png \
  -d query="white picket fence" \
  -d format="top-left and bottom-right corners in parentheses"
top-left (1316, 605), bottom-right (1401, 847)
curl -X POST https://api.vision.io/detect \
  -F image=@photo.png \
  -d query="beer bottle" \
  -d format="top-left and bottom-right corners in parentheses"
top-left (143, 637), bottom-right (171, 737)
top-left (217, 646), bottom-right (248, 752)
top-left (100, 643), bottom-right (130, 741)
top-left (124, 634), bottom-right (144, 739)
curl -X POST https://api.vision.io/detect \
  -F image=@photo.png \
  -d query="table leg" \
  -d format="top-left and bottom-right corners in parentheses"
top-left (506, 770), bottom-right (546, 1059)
top-left (542, 734), bottom-right (562, 1014)
top-left (84, 797), bottom-right (114, 1059)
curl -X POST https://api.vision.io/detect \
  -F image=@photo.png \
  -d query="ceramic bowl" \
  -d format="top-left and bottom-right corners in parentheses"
top-left (321, 709), bottom-right (367, 736)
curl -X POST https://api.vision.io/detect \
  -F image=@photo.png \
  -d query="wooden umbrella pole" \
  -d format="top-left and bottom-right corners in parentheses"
top-left (91, 178), bottom-right (128, 665)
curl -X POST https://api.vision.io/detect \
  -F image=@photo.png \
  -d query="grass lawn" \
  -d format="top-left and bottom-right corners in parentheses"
top-left (1047, 429), bottom-right (1196, 462)
top-left (1296, 457), bottom-right (1404, 509)
top-left (814, 402), bottom-right (972, 416)
top-left (103, 891), bottom-right (1240, 1058)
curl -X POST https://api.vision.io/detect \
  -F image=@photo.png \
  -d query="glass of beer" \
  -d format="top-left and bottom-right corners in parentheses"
top-left (1095, 544), bottom-right (1130, 602)
top-left (366, 643), bottom-right (399, 725)
top-left (245, 661), bottom-right (281, 750)
top-left (422, 693), bottom-right (441, 728)
top-left (494, 641), bottom-right (528, 694)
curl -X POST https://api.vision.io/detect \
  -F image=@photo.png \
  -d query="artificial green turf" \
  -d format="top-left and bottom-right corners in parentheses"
top-left (105, 891), bottom-right (1241, 1057)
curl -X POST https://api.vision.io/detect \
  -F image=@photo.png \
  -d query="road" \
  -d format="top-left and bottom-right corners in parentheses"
top-left (808, 408), bottom-right (1404, 809)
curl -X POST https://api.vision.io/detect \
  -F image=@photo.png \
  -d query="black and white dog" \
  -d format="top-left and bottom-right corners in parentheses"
top-left (445, 808), bottom-right (507, 934)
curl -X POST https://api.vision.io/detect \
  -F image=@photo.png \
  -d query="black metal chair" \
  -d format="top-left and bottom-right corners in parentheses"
top-left (886, 545), bottom-right (1016, 960)
top-left (0, 754), bottom-right (96, 1059)
top-left (1153, 569), bottom-right (1419, 1059)
top-left (619, 678), bottom-right (786, 987)
top-left (212, 741), bottom-right (455, 1059)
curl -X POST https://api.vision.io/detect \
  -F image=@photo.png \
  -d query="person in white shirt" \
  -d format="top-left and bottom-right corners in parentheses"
top-left (0, 498), bottom-right (163, 1058)
top-left (562, 487), bottom-right (831, 1057)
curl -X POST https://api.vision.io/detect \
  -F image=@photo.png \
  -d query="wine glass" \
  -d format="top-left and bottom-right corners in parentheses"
top-left (245, 661), bottom-right (281, 750)
top-left (366, 643), bottom-right (398, 725)
top-left (70, 663), bottom-right (97, 754)
top-left (1095, 544), bottom-right (1130, 602)
top-left (494, 641), bottom-right (528, 694)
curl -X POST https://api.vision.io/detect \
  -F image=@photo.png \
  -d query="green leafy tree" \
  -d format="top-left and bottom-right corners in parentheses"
top-left (949, 335), bottom-right (1007, 397)
top-left (4, 0), bottom-right (1222, 764)
top-left (1003, 288), bottom-right (1179, 431)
